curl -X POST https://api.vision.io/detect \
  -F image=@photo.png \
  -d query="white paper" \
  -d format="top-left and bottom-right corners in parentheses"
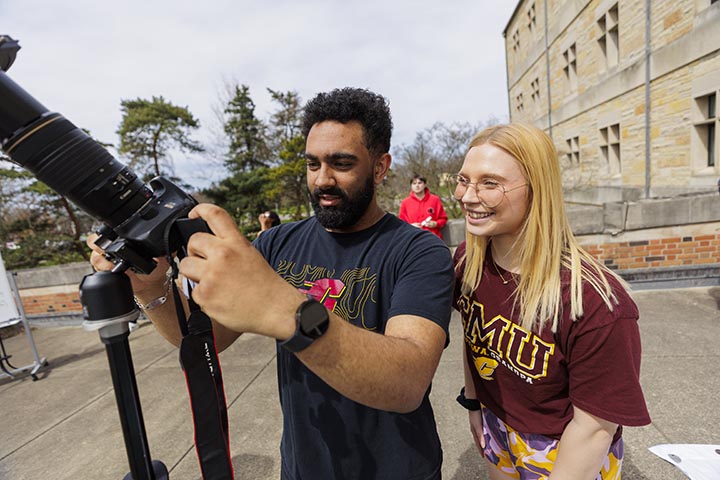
top-left (649, 444), bottom-right (720, 480)
top-left (0, 251), bottom-right (21, 327)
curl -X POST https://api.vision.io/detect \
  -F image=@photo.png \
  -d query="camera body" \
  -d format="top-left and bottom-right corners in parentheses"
top-left (0, 35), bottom-right (205, 274)
top-left (90, 176), bottom-right (200, 274)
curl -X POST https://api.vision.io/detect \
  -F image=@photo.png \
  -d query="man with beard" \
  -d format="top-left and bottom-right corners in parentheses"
top-left (89, 87), bottom-right (454, 480)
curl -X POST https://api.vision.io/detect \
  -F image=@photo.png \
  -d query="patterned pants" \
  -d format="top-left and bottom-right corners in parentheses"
top-left (480, 405), bottom-right (623, 480)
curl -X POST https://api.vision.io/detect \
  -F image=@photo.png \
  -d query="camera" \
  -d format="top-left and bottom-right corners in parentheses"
top-left (0, 37), bottom-right (232, 479)
top-left (0, 35), bottom-right (205, 275)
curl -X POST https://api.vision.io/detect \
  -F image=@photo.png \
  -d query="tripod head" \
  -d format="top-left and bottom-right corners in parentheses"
top-left (80, 268), bottom-right (139, 336)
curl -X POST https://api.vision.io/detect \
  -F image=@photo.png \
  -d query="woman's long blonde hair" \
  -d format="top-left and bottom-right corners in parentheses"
top-left (457, 123), bottom-right (625, 333)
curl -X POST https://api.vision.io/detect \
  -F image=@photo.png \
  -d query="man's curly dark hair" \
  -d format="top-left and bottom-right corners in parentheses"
top-left (301, 87), bottom-right (393, 158)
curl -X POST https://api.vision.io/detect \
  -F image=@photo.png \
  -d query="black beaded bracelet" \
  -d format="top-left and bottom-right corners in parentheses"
top-left (456, 387), bottom-right (481, 411)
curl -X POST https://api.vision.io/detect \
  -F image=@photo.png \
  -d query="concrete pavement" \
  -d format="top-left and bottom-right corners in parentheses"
top-left (1, 286), bottom-right (718, 479)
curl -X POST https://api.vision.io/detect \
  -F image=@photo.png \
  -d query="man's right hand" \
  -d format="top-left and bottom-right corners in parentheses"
top-left (86, 233), bottom-right (170, 298)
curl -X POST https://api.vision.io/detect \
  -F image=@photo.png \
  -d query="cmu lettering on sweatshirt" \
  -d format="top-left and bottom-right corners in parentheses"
top-left (457, 294), bottom-right (555, 385)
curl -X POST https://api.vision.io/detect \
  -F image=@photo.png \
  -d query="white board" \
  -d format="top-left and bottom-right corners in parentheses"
top-left (0, 251), bottom-right (21, 327)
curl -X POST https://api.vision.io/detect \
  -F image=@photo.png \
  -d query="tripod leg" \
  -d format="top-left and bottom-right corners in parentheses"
top-left (122, 460), bottom-right (169, 480)
top-left (81, 270), bottom-right (168, 480)
top-left (103, 331), bottom-right (167, 480)
top-left (0, 335), bottom-right (18, 370)
top-left (0, 336), bottom-right (16, 378)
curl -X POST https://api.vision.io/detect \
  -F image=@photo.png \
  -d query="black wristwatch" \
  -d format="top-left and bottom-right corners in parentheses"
top-left (456, 387), bottom-right (481, 411)
top-left (279, 296), bottom-right (330, 353)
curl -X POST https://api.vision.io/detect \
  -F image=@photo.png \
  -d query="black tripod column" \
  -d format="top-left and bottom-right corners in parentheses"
top-left (79, 269), bottom-right (168, 480)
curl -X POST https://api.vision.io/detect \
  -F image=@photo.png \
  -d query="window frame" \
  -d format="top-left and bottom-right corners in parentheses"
top-left (599, 123), bottom-right (621, 176)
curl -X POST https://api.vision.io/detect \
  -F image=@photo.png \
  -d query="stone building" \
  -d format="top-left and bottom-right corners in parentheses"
top-left (501, 0), bottom-right (720, 287)
top-left (504, 0), bottom-right (719, 199)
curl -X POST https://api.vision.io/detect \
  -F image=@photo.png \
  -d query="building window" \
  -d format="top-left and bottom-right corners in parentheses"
top-left (563, 43), bottom-right (577, 91)
top-left (693, 92), bottom-right (718, 169)
top-left (599, 123), bottom-right (621, 175)
top-left (512, 29), bottom-right (520, 53)
top-left (516, 92), bottom-right (524, 113)
top-left (527, 3), bottom-right (536, 33)
top-left (531, 78), bottom-right (540, 102)
top-left (566, 136), bottom-right (580, 164)
top-left (597, 3), bottom-right (619, 69)
top-left (710, 94), bottom-right (716, 167)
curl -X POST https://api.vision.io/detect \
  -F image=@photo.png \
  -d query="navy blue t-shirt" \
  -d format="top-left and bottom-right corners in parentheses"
top-left (254, 213), bottom-right (454, 480)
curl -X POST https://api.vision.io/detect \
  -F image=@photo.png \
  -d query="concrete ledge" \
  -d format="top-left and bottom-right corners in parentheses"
top-left (619, 265), bottom-right (720, 290)
top-left (567, 205), bottom-right (604, 235)
top-left (26, 312), bottom-right (85, 327)
top-left (441, 220), bottom-right (466, 247)
top-left (446, 208), bottom-right (610, 242)
top-left (444, 192), bottom-right (720, 241)
top-left (624, 194), bottom-right (720, 230)
top-left (15, 262), bottom-right (92, 289)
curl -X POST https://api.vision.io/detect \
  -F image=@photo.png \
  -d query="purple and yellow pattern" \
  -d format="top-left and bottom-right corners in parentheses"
top-left (480, 405), bottom-right (623, 479)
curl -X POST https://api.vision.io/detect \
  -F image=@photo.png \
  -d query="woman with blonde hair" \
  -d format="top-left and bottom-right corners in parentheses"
top-left (450, 123), bottom-right (650, 479)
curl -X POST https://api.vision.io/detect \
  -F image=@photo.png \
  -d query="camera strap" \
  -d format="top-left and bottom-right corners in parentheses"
top-left (170, 263), bottom-right (234, 480)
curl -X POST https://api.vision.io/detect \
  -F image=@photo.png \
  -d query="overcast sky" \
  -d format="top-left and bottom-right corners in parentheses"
top-left (2, 1), bottom-right (517, 188)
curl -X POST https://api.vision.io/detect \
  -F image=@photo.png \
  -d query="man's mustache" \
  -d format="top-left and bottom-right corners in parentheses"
top-left (311, 187), bottom-right (348, 201)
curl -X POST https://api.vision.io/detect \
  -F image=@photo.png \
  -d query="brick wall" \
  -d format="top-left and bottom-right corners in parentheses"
top-left (18, 285), bottom-right (83, 316)
top-left (583, 233), bottom-right (720, 270)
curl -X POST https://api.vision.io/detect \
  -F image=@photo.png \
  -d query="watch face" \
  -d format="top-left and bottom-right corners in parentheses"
top-left (280, 298), bottom-right (330, 353)
top-left (299, 299), bottom-right (329, 338)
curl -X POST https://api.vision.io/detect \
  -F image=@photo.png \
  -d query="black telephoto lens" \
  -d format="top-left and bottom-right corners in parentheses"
top-left (0, 35), bottom-right (204, 274)
top-left (0, 70), bottom-right (153, 227)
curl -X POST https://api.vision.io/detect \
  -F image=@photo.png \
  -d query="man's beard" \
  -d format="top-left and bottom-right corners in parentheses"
top-left (310, 175), bottom-right (375, 230)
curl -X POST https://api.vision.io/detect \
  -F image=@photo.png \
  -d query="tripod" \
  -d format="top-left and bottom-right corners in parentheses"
top-left (80, 264), bottom-right (168, 480)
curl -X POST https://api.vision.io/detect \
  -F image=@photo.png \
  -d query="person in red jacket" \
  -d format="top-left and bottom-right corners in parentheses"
top-left (398, 175), bottom-right (448, 239)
